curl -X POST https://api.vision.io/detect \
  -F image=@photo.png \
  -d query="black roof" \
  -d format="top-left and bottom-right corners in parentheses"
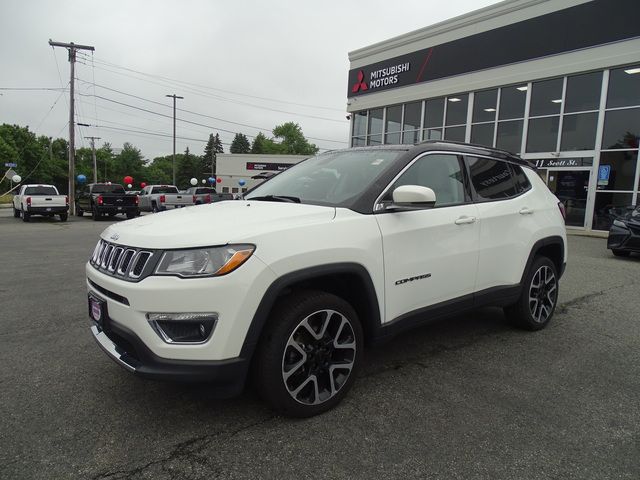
top-left (323, 141), bottom-right (534, 168)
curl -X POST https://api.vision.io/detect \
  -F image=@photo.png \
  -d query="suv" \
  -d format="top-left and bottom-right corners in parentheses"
top-left (86, 142), bottom-right (567, 417)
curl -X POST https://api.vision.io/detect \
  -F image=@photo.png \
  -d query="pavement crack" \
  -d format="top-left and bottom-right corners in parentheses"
top-left (90, 415), bottom-right (276, 480)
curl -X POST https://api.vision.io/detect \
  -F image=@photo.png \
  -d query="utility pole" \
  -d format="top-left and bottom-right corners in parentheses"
top-left (49, 39), bottom-right (95, 215)
top-left (85, 136), bottom-right (101, 183)
top-left (166, 94), bottom-right (183, 186)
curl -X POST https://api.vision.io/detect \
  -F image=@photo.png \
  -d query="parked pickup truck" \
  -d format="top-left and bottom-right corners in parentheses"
top-left (138, 185), bottom-right (194, 212)
top-left (76, 183), bottom-right (139, 221)
top-left (13, 184), bottom-right (68, 222)
top-left (184, 186), bottom-right (218, 204)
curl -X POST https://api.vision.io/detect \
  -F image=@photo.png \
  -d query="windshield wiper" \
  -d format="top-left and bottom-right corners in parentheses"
top-left (247, 195), bottom-right (301, 203)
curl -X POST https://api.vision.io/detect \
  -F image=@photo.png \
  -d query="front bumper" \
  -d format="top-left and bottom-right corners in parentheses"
top-left (607, 223), bottom-right (640, 253)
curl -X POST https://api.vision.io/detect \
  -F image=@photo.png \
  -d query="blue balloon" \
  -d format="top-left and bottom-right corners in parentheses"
top-left (208, 177), bottom-right (215, 184)
top-left (77, 174), bottom-right (87, 183)
top-left (238, 179), bottom-right (246, 186)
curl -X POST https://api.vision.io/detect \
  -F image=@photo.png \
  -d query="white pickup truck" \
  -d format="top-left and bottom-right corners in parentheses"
top-left (138, 185), bottom-right (194, 213)
top-left (13, 184), bottom-right (68, 222)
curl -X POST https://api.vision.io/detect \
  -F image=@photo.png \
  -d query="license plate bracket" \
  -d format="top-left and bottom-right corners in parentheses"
top-left (88, 294), bottom-right (107, 329)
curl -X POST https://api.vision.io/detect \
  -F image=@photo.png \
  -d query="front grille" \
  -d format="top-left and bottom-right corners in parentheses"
top-left (89, 239), bottom-right (158, 282)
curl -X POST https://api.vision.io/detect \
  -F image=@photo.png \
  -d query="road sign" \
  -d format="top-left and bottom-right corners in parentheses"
top-left (4, 168), bottom-right (17, 180)
top-left (4, 162), bottom-right (17, 168)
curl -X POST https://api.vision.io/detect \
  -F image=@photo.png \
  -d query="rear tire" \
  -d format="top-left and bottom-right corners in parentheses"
top-left (92, 206), bottom-right (101, 221)
top-left (75, 203), bottom-right (83, 217)
top-left (22, 210), bottom-right (30, 222)
top-left (152, 202), bottom-right (159, 213)
top-left (505, 256), bottom-right (558, 331)
top-left (59, 213), bottom-right (68, 222)
top-left (254, 290), bottom-right (363, 418)
top-left (612, 249), bottom-right (630, 257)
top-left (126, 212), bottom-right (136, 219)
top-left (13, 207), bottom-right (20, 218)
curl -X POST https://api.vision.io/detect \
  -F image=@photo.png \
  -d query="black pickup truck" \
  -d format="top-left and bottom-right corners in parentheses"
top-left (76, 183), bottom-right (139, 221)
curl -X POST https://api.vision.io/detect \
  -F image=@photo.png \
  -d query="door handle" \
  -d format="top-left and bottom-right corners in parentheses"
top-left (519, 207), bottom-right (534, 215)
top-left (454, 215), bottom-right (477, 225)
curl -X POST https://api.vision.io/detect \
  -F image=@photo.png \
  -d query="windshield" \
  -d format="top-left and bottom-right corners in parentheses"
top-left (24, 186), bottom-right (58, 195)
top-left (152, 186), bottom-right (179, 194)
top-left (92, 184), bottom-right (126, 194)
top-left (245, 149), bottom-right (404, 207)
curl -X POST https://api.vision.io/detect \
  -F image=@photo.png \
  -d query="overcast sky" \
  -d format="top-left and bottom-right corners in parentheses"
top-left (0, 0), bottom-right (499, 161)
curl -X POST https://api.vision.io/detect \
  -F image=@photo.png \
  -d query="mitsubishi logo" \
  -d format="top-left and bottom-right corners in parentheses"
top-left (351, 70), bottom-right (368, 93)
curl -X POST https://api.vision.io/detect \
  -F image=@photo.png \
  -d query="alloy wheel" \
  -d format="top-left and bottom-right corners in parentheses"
top-left (528, 265), bottom-right (557, 323)
top-left (282, 309), bottom-right (356, 405)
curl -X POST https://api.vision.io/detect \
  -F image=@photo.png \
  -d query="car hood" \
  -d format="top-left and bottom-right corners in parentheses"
top-left (100, 201), bottom-right (337, 249)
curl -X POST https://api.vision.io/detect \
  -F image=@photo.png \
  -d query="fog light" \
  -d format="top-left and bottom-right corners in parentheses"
top-left (147, 312), bottom-right (217, 344)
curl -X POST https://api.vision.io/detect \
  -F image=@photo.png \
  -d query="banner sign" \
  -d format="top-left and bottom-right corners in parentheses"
top-left (246, 162), bottom-right (293, 172)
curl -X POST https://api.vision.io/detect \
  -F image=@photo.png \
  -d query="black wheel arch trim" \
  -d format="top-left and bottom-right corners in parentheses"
top-left (240, 262), bottom-right (381, 359)
top-left (521, 235), bottom-right (566, 282)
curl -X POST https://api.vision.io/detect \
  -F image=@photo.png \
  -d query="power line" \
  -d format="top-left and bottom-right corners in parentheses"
top-left (74, 57), bottom-right (346, 124)
top-left (76, 52), bottom-right (345, 113)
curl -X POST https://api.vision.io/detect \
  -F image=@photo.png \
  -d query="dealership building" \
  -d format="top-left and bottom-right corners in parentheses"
top-left (347, 0), bottom-right (640, 231)
top-left (216, 154), bottom-right (308, 194)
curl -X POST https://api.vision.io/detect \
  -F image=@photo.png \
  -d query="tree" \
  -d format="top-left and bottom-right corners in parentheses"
top-left (111, 142), bottom-right (145, 184)
top-left (176, 147), bottom-right (201, 188)
top-left (230, 133), bottom-right (251, 154)
top-left (271, 122), bottom-right (319, 155)
top-left (203, 133), bottom-right (224, 176)
top-left (250, 132), bottom-right (268, 154)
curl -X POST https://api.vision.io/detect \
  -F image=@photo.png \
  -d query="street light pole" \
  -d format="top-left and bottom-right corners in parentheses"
top-left (166, 94), bottom-right (183, 186)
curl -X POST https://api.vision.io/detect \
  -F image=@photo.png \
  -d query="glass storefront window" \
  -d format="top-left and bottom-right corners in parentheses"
top-left (565, 72), bottom-right (602, 113)
top-left (385, 105), bottom-right (402, 136)
top-left (527, 116), bottom-right (560, 152)
top-left (352, 111), bottom-right (367, 137)
top-left (444, 126), bottom-right (465, 142)
top-left (592, 192), bottom-right (635, 230)
top-left (597, 150), bottom-right (638, 191)
top-left (368, 108), bottom-right (383, 136)
top-left (423, 128), bottom-right (442, 141)
top-left (496, 120), bottom-right (523, 153)
top-left (471, 123), bottom-right (494, 147)
top-left (560, 112), bottom-right (598, 151)
top-left (352, 137), bottom-right (366, 147)
top-left (530, 78), bottom-right (563, 117)
top-left (403, 102), bottom-right (421, 131)
top-left (607, 65), bottom-right (640, 109)
top-left (424, 98), bottom-right (445, 128)
top-left (385, 132), bottom-right (401, 144)
top-left (601, 107), bottom-right (640, 149)
top-left (473, 89), bottom-right (498, 123)
top-left (445, 94), bottom-right (468, 126)
top-left (402, 130), bottom-right (420, 145)
top-left (499, 85), bottom-right (527, 120)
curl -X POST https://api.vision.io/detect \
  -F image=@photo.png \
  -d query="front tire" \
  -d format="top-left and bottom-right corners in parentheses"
top-left (505, 256), bottom-right (558, 331)
top-left (254, 290), bottom-right (363, 418)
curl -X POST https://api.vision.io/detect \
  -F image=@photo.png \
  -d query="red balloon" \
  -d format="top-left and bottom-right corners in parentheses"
top-left (216, 177), bottom-right (222, 183)
top-left (140, 182), bottom-right (147, 189)
top-left (123, 176), bottom-right (133, 185)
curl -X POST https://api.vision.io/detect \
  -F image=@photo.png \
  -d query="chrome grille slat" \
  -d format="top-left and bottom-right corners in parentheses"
top-left (89, 240), bottom-right (154, 281)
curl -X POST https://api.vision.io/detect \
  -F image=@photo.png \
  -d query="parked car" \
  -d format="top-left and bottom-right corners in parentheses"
top-left (86, 141), bottom-right (567, 417)
top-left (138, 185), bottom-right (194, 212)
top-left (13, 184), bottom-right (68, 222)
top-left (184, 186), bottom-right (216, 204)
top-left (76, 183), bottom-right (139, 221)
top-left (607, 205), bottom-right (640, 256)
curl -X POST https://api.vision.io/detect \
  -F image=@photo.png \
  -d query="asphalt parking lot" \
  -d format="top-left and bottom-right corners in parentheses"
top-left (0, 208), bottom-right (638, 480)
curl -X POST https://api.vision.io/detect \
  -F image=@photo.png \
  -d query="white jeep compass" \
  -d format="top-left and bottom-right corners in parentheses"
top-left (86, 141), bottom-right (567, 417)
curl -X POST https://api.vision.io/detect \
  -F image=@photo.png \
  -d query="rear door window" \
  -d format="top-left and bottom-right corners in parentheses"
top-left (467, 157), bottom-right (518, 200)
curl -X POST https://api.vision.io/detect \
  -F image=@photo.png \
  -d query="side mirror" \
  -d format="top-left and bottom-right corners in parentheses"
top-left (385, 185), bottom-right (436, 211)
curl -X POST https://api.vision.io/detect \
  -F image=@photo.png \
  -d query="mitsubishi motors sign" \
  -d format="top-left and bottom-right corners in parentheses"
top-left (347, 0), bottom-right (639, 98)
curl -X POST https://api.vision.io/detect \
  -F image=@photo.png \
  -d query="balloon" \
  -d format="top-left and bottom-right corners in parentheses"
top-left (140, 182), bottom-right (147, 189)
top-left (208, 177), bottom-right (215, 184)
top-left (123, 175), bottom-right (133, 185)
top-left (216, 177), bottom-right (222, 183)
top-left (127, 184), bottom-right (132, 189)
top-left (190, 178), bottom-right (198, 186)
top-left (12, 174), bottom-right (22, 183)
top-left (201, 179), bottom-right (206, 184)
top-left (76, 174), bottom-right (86, 183)
top-left (238, 179), bottom-right (246, 186)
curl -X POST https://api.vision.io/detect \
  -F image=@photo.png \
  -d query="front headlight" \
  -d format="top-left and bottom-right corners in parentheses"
top-left (154, 244), bottom-right (255, 277)
top-left (612, 219), bottom-right (627, 228)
